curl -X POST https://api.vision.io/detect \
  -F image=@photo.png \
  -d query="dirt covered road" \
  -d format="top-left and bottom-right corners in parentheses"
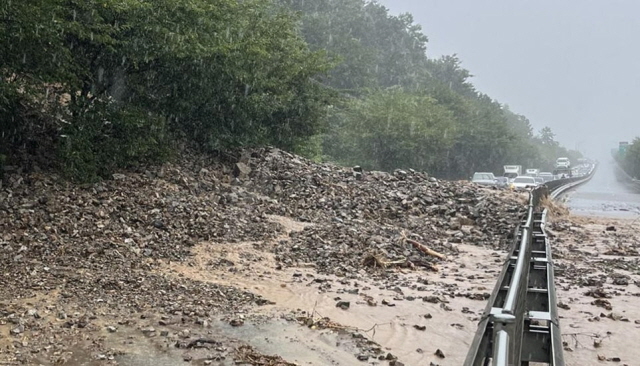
top-left (548, 212), bottom-right (640, 366)
top-left (1, 148), bottom-right (531, 365)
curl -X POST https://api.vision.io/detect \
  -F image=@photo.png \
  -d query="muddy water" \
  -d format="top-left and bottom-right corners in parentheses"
top-left (165, 237), bottom-right (506, 365)
top-left (552, 219), bottom-right (640, 366)
top-left (565, 161), bottom-right (640, 218)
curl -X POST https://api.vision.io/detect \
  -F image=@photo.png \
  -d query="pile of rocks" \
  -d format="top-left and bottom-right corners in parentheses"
top-left (246, 148), bottom-right (526, 275)
top-left (0, 161), bottom-right (277, 314)
top-left (0, 147), bottom-right (526, 310)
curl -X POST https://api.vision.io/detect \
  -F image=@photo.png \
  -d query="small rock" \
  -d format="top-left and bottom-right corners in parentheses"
top-left (233, 162), bottom-right (252, 178)
top-left (423, 296), bottom-right (440, 303)
top-left (10, 324), bottom-right (24, 335)
top-left (434, 349), bottom-right (445, 358)
top-left (229, 319), bottom-right (244, 327)
top-left (106, 326), bottom-right (117, 333)
top-left (336, 301), bottom-right (350, 310)
top-left (381, 299), bottom-right (396, 307)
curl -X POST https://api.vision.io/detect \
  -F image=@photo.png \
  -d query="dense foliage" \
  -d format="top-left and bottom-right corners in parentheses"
top-left (621, 138), bottom-right (640, 179)
top-left (1, 0), bottom-right (579, 182)
top-left (1, 0), bottom-right (332, 180)
top-left (278, 0), bottom-right (580, 178)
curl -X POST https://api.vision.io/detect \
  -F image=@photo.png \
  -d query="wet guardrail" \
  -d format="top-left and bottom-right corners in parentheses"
top-left (464, 165), bottom-right (596, 366)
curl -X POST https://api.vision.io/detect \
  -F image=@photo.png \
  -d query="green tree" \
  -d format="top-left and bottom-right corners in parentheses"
top-left (1, 0), bottom-right (335, 181)
top-left (325, 88), bottom-right (455, 172)
top-left (623, 137), bottom-right (640, 179)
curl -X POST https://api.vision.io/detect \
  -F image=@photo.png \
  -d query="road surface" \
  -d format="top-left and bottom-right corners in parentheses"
top-left (564, 161), bottom-right (640, 218)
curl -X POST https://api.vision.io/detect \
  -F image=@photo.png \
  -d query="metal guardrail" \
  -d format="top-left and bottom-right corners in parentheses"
top-left (464, 165), bottom-right (596, 366)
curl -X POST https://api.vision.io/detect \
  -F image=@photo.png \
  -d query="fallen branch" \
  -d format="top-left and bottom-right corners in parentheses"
top-left (404, 238), bottom-right (446, 260)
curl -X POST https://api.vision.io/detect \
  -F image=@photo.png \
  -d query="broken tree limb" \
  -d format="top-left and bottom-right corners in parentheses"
top-left (404, 238), bottom-right (446, 260)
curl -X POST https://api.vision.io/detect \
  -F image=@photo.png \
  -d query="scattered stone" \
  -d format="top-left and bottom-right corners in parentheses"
top-left (233, 162), bottom-right (252, 178)
top-left (10, 325), bottom-right (24, 335)
top-left (336, 301), bottom-right (350, 310)
top-left (434, 349), bottom-right (445, 358)
top-left (142, 327), bottom-right (156, 335)
top-left (591, 299), bottom-right (613, 310)
top-left (229, 319), bottom-right (244, 327)
top-left (423, 296), bottom-right (440, 304)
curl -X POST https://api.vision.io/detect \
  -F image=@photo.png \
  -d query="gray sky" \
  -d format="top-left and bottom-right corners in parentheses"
top-left (379, 0), bottom-right (640, 160)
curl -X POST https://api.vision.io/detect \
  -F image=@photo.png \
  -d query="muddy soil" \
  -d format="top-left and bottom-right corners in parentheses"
top-left (549, 213), bottom-right (640, 366)
top-left (0, 149), bottom-right (529, 365)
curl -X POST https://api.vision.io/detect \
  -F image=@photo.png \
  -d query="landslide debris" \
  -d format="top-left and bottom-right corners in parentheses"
top-left (0, 148), bottom-right (527, 363)
top-left (246, 149), bottom-right (526, 275)
top-left (1, 148), bottom-right (526, 298)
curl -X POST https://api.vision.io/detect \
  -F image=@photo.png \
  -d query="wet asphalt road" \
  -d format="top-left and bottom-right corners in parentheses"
top-left (564, 161), bottom-right (640, 218)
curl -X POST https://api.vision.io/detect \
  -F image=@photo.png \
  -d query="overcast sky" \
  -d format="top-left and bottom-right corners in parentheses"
top-left (379, 0), bottom-right (640, 160)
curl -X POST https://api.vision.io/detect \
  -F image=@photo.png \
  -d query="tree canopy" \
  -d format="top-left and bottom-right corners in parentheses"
top-left (1, 0), bottom-right (579, 182)
top-left (621, 138), bottom-right (640, 179)
top-left (278, 0), bottom-right (579, 177)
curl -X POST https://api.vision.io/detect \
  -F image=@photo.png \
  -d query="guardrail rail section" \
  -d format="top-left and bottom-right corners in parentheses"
top-left (464, 165), bottom-right (596, 366)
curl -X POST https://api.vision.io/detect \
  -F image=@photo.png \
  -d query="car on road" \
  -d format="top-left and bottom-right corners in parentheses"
top-left (471, 172), bottom-right (498, 186)
top-left (539, 172), bottom-right (554, 182)
top-left (534, 176), bottom-right (544, 186)
top-left (555, 157), bottom-right (571, 169)
top-left (510, 175), bottom-right (537, 190)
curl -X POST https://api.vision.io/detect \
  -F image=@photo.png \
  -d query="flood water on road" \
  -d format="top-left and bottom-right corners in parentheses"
top-left (564, 161), bottom-right (640, 218)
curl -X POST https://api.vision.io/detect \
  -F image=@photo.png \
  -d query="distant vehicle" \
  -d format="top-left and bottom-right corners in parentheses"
top-left (555, 157), bottom-right (571, 169)
top-left (539, 172), bottom-right (554, 182)
top-left (495, 176), bottom-right (509, 188)
top-left (472, 172), bottom-right (497, 186)
top-left (534, 176), bottom-right (544, 185)
top-left (553, 158), bottom-right (572, 176)
top-left (510, 176), bottom-right (537, 190)
top-left (525, 168), bottom-right (540, 177)
top-left (503, 165), bottom-right (522, 181)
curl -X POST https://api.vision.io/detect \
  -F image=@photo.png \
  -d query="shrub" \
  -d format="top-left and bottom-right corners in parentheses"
top-left (58, 98), bottom-right (170, 182)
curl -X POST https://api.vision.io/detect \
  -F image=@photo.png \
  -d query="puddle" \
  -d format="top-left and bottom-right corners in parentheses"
top-left (54, 319), bottom-right (365, 366)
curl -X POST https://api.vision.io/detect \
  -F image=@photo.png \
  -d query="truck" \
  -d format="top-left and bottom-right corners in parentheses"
top-left (503, 165), bottom-right (522, 182)
top-left (525, 168), bottom-right (540, 177)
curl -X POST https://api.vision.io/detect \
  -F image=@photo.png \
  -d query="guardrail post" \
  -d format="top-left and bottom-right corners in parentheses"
top-left (490, 313), bottom-right (515, 366)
